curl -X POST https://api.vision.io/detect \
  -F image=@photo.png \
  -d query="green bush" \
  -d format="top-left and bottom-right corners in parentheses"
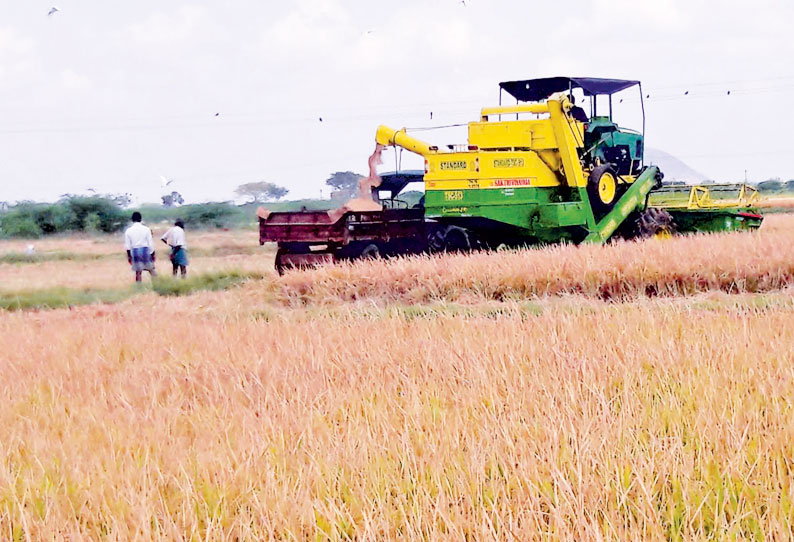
top-left (0, 196), bottom-right (282, 238)
top-left (32, 204), bottom-right (75, 234)
top-left (0, 196), bottom-right (126, 238)
top-left (0, 203), bottom-right (75, 237)
top-left (61, 196), bottom-right (126, 233)
top-left (0, 214), bottom-right (42, 238)
top-left (180, 203), bottom-right (246, 228)
top-left (84, 212), bottom-right (102, 233)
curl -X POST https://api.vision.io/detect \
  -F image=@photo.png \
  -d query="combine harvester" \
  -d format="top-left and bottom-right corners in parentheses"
top-left (260, 77), bottom-right (763, 273)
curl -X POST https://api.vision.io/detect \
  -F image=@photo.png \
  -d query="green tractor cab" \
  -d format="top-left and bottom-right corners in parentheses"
top-left (500, 76), bottom-right (647, 178)
top-left (584, 117), bottom-right (643, 176)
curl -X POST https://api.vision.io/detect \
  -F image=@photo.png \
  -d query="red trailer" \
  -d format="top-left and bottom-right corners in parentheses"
top-left (260, 172), bottom-right (428, 274)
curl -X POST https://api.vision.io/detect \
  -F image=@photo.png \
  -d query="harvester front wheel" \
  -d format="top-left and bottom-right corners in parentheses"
top-left (588, 165), bottom-right (619, 217)
top-left (637, 207), bottom-right (675, 238)
top-left (620, 207), bottom-right (675, 239)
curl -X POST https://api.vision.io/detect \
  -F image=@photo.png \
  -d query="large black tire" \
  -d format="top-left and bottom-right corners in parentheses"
top-left (621, 207), bottom-right (676, 240)
top-left (428, 225), bottom-right (472, 253)
top-left (587, 165), bottom-right (620, 218)
top-left (358, 243), bottom-right (381, 259)
top-left (274, 248), bottom-right (287, 276)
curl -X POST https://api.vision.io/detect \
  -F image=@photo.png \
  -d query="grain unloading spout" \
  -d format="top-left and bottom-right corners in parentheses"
top-left (376, 125), bottom-right (435, 157)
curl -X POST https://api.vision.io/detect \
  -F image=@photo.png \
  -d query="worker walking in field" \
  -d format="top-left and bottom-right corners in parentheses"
top-left (124, 211), bottom-right (157, 282)
top-left (161, 219), bottom-right (189, 278)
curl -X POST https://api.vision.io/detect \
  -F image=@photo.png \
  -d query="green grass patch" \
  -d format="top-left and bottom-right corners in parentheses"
top-left (0, 286), bottom-right (135, 311)
top-left (0, 271), bottom-right (265, 311)
top-left (188, 244), bottom-right (265, 258)
top-left (150, 271), bottom-right (264, 297)
top-left (0, 252), bottom-right (109, 264)
top-left (1, 244), bottom-right (271, 265)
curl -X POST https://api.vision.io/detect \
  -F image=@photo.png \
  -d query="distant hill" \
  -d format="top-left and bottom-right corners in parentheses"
top-left (645, 148), bottom-right (709, 184)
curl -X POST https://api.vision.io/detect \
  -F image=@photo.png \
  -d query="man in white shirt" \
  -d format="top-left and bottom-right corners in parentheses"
top-left (160, 219), bottom-right (189, 278)
top-left (123, 212), bottom-right (156, 282)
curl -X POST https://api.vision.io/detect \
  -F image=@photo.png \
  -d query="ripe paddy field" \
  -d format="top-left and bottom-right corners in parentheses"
top-left (2, 216), bottom-right (794, 540)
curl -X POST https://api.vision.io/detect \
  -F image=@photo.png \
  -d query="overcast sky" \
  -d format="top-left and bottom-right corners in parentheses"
top-left (1, 0), bottom-right (793, 204)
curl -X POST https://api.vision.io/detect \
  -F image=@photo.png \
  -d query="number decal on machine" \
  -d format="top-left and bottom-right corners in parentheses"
top-left (493, 158), bottom-right (526, 168)
top-left (440, 160), bottom-right (468, 171)
top-left (444, 191), bottom-right (464, 201)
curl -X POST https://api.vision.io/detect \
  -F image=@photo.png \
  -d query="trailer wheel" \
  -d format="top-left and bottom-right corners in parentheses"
top-left (588, 165), bottom-right (619, 217)
top-left (359, 243), bottom-right (381, 259)
top-left (275, 248), bottom-right (287, 276)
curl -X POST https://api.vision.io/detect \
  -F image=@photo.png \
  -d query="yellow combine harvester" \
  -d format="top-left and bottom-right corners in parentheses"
top-left (260, 77), bottom-right (763, 272)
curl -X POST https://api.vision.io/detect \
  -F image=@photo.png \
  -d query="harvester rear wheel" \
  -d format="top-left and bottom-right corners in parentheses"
top-left (429, 225), bottom-right (472, 253)
top-left (588, 165), bottom-right (619, 218)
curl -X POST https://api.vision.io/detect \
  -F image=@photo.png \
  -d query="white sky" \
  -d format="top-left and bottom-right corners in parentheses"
top-left (1, 0), bottom-right (793, 204)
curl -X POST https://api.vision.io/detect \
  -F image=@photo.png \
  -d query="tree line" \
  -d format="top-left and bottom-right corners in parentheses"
top-left (7, 172), bottom-right (788, 238)
top-left (233, 171), bottom-right (363, 203)
top-left (0, 172), bottom-right (365, 238)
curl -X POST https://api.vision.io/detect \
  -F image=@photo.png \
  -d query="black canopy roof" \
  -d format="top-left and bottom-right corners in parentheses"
top-left (500, 77), bottom-right (640, 102)
top-left (374, 170), bottom-right (424, 197)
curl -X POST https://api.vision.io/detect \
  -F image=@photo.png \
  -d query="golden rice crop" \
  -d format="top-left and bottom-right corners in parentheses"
top-left (3, 216), bottom-right (794, 540)
top-left (276, 215), bottom-right (794, 305)
top-left (757, 196), bottom-right (794, 209)
top-left (2, 292), bottom-right (794, 540)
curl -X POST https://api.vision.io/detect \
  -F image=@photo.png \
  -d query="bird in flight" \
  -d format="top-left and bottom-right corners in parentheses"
top-left (48, 6), bottom-right (59, 16)
top-left (160, 176), bottom-right (175, 188)
top-left (319, 117), bottom-right (323, 122)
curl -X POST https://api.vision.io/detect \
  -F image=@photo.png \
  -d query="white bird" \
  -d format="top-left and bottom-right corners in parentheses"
top-left (48, 6), bottom-right (59, 16)
top-left (160, 175), bottom-right (175, 188)
top-left (26, 244), bottom-right (36, 255)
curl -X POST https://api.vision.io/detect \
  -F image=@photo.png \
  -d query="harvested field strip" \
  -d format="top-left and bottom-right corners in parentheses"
top-left (2, 300), bottom-right (794, 539)
top-left (0, 271), bottom-right (262, 310)
top-left (276, 220), bottom-right (794, 304)
top-left (0, 286), bottom-right (135, 310)
top-left (0, 244), bottom-right (264, 265)
top-left (0, 251), bottom-right (108, 264)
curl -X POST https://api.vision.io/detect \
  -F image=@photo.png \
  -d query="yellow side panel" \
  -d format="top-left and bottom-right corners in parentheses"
top-left (468, 119), bottom-right (558, 150)
top-left (478, 152), bottom-right (559, 187)
top-left (425, 154), bottom-right (478, 181)
top-left (425, 178), bottom-right (545, 191)
top-left (425, 151), bottom-right (560, 189)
